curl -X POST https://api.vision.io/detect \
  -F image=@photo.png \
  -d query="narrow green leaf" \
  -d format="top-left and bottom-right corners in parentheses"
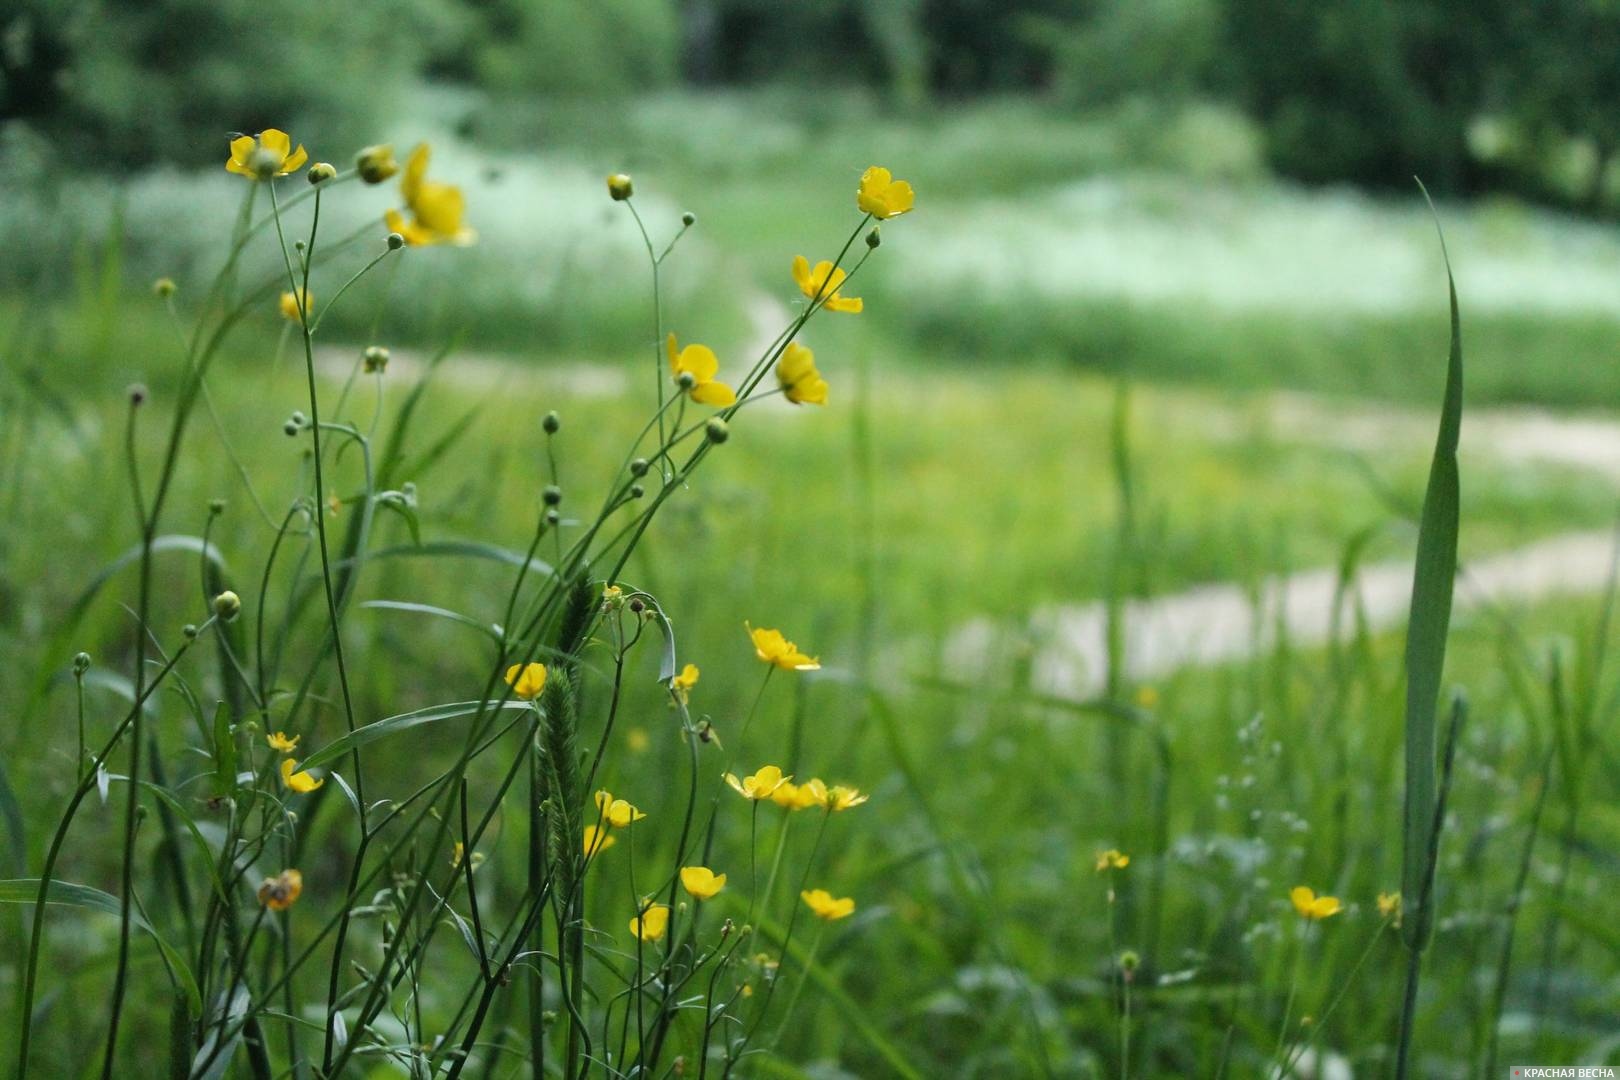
top-left (0, 878), bottom-right (201, 1012)
top-left (335, 539), bottom-right (553, 578)
top-left (299, 700), bottom-right (533, 771)
top-left (360, 600), bottom-right (501, 642)
top-left (1401, 187), bottom-right (1463, 952)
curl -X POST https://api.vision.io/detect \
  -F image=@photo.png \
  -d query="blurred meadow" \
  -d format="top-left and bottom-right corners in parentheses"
top-left (3, 3), bottom-right (1619, 1078)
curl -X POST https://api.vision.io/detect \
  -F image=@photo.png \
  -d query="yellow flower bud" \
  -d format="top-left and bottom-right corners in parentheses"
top-left (607, 173), bottom-right (634, 201)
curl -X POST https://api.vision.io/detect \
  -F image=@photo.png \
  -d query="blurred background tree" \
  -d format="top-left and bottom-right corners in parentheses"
top-left (6, 0), bottom-right (1620, 213)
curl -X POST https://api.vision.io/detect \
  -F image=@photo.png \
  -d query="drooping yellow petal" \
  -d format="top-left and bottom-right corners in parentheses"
top-left (401, 143), bottom-right (431, 203)
top-left (279, 758), bottom-right (323, 794)
top-left (690, 380), bottom-right (736, 406)
top-left (281, 144), bottom-right (308, 174)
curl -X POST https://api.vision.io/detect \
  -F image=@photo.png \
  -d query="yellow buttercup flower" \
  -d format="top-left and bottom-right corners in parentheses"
top-left (279, 289), bottom-right (312, 322)
top-left (226, 129), bottom-right (308, 180)
top-left (776, 343), bottom-right (828, 406)
top-left (626, 727), bottom-right (650, 753)
top-left (583, 825), bottom-right (616, 857)
top-left (856, 166), bottom-right (915, 219)
top-left (630, 901), bottom-right (670, 942)
top-left (680, 866), bottom-right (727, 901)
top-left (666, 333), bottom-right (737, 406)
top-left (725, 765), bottom-right (789, 801)
top-left (746, 623), bottom-right (820, 671)
top-left (801, 888), bottom-right (855, 921)
top-left (770, 780), bottom-right (822, 811)
top-left (384, 144), bottom-right (475, 246)
top-left (671, 663), bottom-right (700, 703)
top-left (594, 790), bottom-right (647, 829)
top-left (791, 256), bottom-right (862, 314)
top-left (1096, 849), bottom-right (1130, 872)
top-left (804, 780), bottom-right (867, 812)
top-left (1377, 891), bottom-right (1402, 925)
top-left (266, 731), bottom-right (299, 753)
top-left (256, 869), bottom-right (303, 911)
top-left (279, 758), bottom-right (323, 794)
top-left (1290, 886), bottom-right (1343, 921)
top-left (505, 662), bottom-right (547, 701)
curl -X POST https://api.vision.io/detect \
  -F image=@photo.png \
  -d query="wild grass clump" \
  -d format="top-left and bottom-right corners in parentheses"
top-left (3, 129), bottom-right (907, 1078)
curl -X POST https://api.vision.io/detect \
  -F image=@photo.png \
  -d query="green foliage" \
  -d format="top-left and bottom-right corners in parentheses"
top-left (1, 0), bottom-right (442, 169)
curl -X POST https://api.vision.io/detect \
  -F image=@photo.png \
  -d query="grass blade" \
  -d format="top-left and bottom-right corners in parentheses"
top-left (1401, 184), bottom-right (1463, 954)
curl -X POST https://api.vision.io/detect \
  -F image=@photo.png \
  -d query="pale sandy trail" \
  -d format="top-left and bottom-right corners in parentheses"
top-left (941, 529), bottom-right (1617, 698)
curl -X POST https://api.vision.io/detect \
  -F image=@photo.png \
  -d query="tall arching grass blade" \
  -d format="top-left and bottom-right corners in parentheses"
top-left (1401, 182), bottom-right (1463, 954)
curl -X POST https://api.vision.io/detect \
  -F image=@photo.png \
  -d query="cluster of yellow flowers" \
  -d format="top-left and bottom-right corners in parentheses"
top-left (235, 130), bottom-right (914, 425)
top-left (235, 133), bottom-right (900, 961)
top-left (612, 162), bottom-right (914, 412)
top-left (228, 128), bottom-right (472, 248)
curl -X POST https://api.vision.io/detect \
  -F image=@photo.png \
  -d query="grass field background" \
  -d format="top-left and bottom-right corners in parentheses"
top-left (2, 89), bottom-right (1618, 1076)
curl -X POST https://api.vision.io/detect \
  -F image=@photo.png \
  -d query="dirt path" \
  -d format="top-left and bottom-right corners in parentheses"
top-left (944, 394), bottom-right (1620, 694)
top-left (942, 528), bottom-right (1617, 697)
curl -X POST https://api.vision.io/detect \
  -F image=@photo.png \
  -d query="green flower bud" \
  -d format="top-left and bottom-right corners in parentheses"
top-left (212, 590), bottom-right (242, 621)
top-left (356, 144), bottom-right (399, 184)
top-left (386, 232), bottom-right (405, 251)
top-left (72, 652), bottom-right (92, 675)
top-left (705, 417), bottom-right (730, 444)
top-left (152, 277), bottom-right (177, 298)
top-left (542, 411), bottom-right (561, 434)
top-left (629, 457), bottom-right (649, 477)
top-left (629, 483), bottom-right (645, 499)
top-left (607, 173), bottom-right (634, 201)
top-left (363, 345), bottom-right (389, 373)
top-left (307, 162), bottom-right (337, 185)
top-left (866, 226), bottom-right (881, 250)
top-left (681, 211), bottom-right (696, 226)
top-left (542, 484), bottom-right (563, 506)
top-left (209, 498), bottom-right (226, 515)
